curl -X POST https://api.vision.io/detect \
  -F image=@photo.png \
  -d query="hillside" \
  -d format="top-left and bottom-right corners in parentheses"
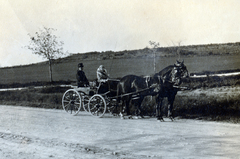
top-left (56, 42), bottom-right (240, 61)
top-left (0, 42), bottom-right (240, 84)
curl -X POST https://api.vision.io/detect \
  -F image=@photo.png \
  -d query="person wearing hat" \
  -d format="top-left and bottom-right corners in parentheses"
top-left (76, 63), bottom-right (89, 87)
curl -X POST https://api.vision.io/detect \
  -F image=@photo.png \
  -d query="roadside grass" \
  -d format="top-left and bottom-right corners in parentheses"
top-left (136, 86), bottom-right (240, 123)
top-left (173, 87), bottom-right (240, 123)
top-left (0, 80), bottom-right (73, 89)
top-left (0, 85), bottom-right (240, 123)
top-left (0, 86), bottom-right (71, 109)
top-left (182, 74), bottom-right (240, 89)
top-left (0, 74), bottom-right (240, 123)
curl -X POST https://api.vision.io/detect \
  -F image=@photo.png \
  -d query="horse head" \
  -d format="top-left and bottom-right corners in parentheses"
top-left (174, 60), bottom-right (189, 79)
top-left (161, 60), bottom-right (188, 86)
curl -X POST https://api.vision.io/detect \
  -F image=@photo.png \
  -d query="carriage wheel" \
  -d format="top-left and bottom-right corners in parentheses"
top-left (106, 98), bottom-right (118, 115)
top-left (79, 91), bottom-right (89, 112)
top-left (62, 89), bottom-right (82, 115)
top-left (88, 94), bottom-right (106, 118)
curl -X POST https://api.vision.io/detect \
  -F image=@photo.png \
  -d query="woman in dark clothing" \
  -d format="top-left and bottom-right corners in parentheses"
top-left (76, 63), bottom-right (89, 87)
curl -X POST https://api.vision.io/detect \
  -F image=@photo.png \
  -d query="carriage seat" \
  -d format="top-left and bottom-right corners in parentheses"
top-left (71, 86), bottom-right (95, 96)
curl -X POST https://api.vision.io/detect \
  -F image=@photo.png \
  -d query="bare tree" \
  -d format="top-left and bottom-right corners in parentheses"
top-left (149, 41), bottom-right (160, 73)
top-left (26, 27), bottom-right (66, 82)
top-left (170, 40), bottom-right (183, 60)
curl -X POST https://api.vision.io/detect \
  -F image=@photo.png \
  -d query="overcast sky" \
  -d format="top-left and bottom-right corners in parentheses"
top-left (1, 0), bottom-right (240, 67)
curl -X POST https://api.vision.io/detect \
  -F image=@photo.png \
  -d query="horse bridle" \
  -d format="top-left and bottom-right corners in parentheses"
top-left (161, 66), bottom-right (183, 85)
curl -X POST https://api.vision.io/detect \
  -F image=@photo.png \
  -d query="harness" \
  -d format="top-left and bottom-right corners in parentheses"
top-left (128, 66), bottom-right (185, 97)
top-left (145, 76), bottom-right (151, 88)
top-left (161, 66), bottom-right (182, 86)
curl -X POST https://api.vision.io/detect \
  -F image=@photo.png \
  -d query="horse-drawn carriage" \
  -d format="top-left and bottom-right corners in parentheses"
top-left (62, 78), bottom-right (157, 117)
top-left (62, 60), bottom-right (189, 120)
top-left (62, 79), bottom-right (120, 117)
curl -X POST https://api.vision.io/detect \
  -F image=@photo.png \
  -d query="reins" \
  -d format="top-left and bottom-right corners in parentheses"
top-left (106, 84), bottom-right (158, 99)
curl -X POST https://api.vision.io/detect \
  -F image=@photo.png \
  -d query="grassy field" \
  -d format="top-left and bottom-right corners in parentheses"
top-left (0, 54), bottom-right (240, 84)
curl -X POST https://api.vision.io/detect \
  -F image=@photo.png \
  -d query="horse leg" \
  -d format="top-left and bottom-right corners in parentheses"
top-left (118, 98), bottom-right (124, 119)
top-left (167, 103), bottom-right (174, 121)
top-left (137, 97), bottom-right (145, 118)
top-left (133, 96), bottom-right (144, 119)
top-left (167, 95), bottom-right (176, 121)
top-left (120, 96), bottom-right (132, 119)
top-left (117, 83), bottom-right (124, 119)
top-left (125, 96), bottom-right (131, 115)
top-left (119, 96), bottom-right (129, 119)
top-left (156, 96), bottom-right (164, 121)
top-left (126, 98), bottom-right (134, 119)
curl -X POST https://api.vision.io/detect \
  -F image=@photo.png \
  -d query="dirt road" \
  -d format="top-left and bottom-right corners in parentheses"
top-left (0, 105), bottom-right (240, 159)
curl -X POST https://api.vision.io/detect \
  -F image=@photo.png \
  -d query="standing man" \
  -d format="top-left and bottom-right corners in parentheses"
top-left (76, 63), bottom-right (89, 87)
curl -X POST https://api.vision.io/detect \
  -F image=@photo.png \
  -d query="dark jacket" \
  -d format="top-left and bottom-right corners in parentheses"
top-left (76, 70), bottom-right (89, 87)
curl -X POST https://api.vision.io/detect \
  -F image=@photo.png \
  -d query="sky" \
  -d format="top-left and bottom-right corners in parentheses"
top-left (1, 0), bottom-right (240, 67)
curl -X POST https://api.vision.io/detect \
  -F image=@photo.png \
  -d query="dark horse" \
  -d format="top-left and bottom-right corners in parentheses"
top-left (155, 60), bottom-right (188, 121)
top-left (116, 74), bottom-right (160, 118)
top-left (117, 60), bottom-right (188, 120)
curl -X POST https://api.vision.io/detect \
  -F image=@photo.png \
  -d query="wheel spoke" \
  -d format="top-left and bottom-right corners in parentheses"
top-left (89, 104), bottom-right (98, 111)
top-left (63, 100), bottom-right (70, 104)
top-left (64, 94), bottom-right (71, 100)
top-left (88, 94), bottom-right (106, 118)
top-left (62, 89), bottom-right (82, 116)
top-left (64, 103), bottom-right (71, 109)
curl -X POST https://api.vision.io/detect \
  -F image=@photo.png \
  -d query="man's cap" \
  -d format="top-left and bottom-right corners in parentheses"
top-left (78, 63), bottom-right (84, 67)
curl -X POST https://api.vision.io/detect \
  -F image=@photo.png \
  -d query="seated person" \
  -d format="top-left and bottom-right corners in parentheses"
top-left (96, 65), bottom-right (110, 93)
top-left (76, 63), bottom-right (89, 87)
top-left (96, 65), bottom-right (109, 83)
